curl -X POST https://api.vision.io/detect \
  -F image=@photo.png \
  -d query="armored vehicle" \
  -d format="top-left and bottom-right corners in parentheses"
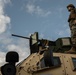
top-left (0, 32), bottom-right (76, 75)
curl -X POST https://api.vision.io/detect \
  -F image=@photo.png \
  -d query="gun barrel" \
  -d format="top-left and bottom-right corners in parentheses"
top-left (12, 34), bottom-right (30, 39)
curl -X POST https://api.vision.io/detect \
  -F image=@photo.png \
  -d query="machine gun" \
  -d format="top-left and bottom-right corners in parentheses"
top-left (12, 32), bottom-right (54, 54)
top-left (12, 34), bottom-right (31, 39)
top-left (12, 32), bottom-right (40, 54)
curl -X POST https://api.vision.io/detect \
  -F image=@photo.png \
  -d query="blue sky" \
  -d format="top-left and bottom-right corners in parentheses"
top-left (0, 0), bottom-right (76, 66)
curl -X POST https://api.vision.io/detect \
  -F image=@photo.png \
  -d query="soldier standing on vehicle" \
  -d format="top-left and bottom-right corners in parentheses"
top-left (66, 4), bottom-right (76, 53)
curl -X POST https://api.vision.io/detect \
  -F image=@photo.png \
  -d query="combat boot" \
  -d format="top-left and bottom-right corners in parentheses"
top-left (65, 47), bottom-right (76, 54)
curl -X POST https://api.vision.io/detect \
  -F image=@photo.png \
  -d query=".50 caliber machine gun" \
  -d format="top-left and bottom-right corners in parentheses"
top-left (12, 32), bottom-right (39, 54)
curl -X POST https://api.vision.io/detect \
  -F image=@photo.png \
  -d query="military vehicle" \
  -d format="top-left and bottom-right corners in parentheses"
top-left (0, 32), bottom-right (76, 75)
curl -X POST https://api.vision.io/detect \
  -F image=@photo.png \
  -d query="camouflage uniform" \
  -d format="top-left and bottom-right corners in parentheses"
top-left (69, 11), bottom-right (76, 46)
top-left (66, 4), bottom-right (76, 53)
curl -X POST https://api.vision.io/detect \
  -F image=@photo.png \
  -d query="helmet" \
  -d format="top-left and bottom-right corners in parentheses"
top-left (67, 4), bottom-right (75, 8)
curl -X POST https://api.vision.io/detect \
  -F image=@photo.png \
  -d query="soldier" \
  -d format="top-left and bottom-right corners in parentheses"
top-left (66, 4), bottom-right (76, 53)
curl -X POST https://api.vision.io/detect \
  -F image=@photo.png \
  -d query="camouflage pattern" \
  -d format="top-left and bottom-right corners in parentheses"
top-left (67, 4), bottom-right (76, 47)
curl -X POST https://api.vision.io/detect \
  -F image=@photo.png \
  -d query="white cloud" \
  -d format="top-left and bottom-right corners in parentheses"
top-left (0, 15), bottom-right (10, 34)
top-left (7, 39), bottom-right (30, 62)
top-left (0, 0), bottom-right (11, 66)
top-left (0, 0), bottom-right (11, 34)
top-left (0, 50), bottom-right (6, 66)
top-left (26, 3), bottom-right (35, 14)
top-left (0, 0), bottom-right (30, 66)
top-left (26, 3), bottom-right (51, 17)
